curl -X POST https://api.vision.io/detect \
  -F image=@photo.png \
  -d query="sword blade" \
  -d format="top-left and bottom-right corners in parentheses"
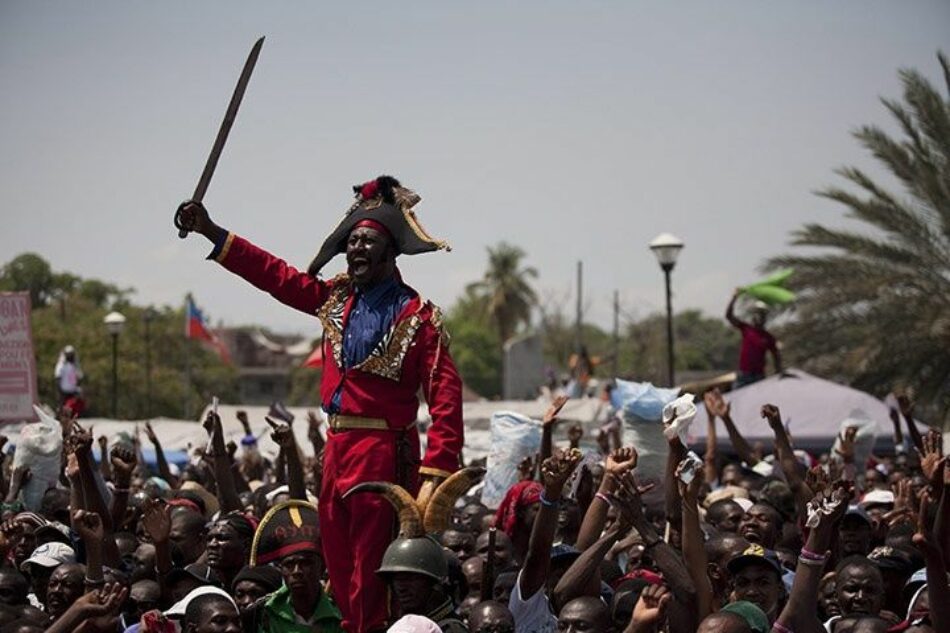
top-left (192, 36), bottom-right (265, 203)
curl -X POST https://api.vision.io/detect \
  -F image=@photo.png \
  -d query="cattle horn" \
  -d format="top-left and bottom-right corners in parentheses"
top-left (343, 481), bottom-right (424, 538)
top-left (423, 467), bottom-right (486, 534)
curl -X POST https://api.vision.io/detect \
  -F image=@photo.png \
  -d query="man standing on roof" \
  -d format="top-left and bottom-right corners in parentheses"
top-left (726, 290), bottom-right (782, 388)
top-left (176, 175), bottom-right (464, 632)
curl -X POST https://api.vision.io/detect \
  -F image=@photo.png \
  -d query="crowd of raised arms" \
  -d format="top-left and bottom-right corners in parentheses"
top-left (0, 389), bottom-right (943, 633)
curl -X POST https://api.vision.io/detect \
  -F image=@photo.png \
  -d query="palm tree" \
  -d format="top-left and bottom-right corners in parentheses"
top-left (767, 52), bottom-right (950, 424)
top-left (467, 242), bottom-right (539, 345)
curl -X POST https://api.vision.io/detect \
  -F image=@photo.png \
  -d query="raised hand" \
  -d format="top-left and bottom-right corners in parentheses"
top-left (175, 199), bottom-right (215, 237)
top-left (307, 411), bottom-right (323, 444)
top-left (202, 411), bottom-right (218, 436)
top-left (517, 455), bottom-right (536, 481)
top-left (603, 447), bottom-right (638, 492)
top-left (630, 583), bottom-right (672, 631)
top-left (567, 423), bottom-right (583, 445)
top-left (540, 448), bottom-right (583, 498)
top-left (542, 395), bottom-right (569, 426)
top-left (835, 426), bottom-right (859, 463)
top-left (613, 472), bottom-right (656, 528)
top-left (898, 393), bottom-right (915, 418)
top-left (703, 388), bottom-right (730, 419)
top-left (761, 404), bottom-right (782, 428)
top-left (140, 498), bottom-right (171, 544)
top-left (73, 509), bottom-right (104, 543)
top-left (236, 409), bottom-right (252, 435)
top-left (920, 429), bottom-right (944, 484)
top-left (266, 416), bottom-right (295, 449)
top-left (110, 445), bottom-right (137, 480)
top-left (144, 421), bottom-right (159, 445)
top-left (227, 441), bottom-right (238, 460)
top-left (0, 520), bottom-right (23, 554)
top-left (675, 457), bottom-right (703, 503)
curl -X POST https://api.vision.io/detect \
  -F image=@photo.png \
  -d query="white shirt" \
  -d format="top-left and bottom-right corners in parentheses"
top-left (56, 362), bottom-right (81, 393)
top-left (509, 569), bottom-right (557, 633)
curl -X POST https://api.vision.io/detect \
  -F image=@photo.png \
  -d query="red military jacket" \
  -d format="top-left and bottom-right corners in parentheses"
top-left (212, 233), bottom-right (463, 478)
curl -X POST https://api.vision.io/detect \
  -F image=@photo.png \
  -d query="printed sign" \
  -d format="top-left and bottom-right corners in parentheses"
top-left (0, 293), bottom-right (38, 422)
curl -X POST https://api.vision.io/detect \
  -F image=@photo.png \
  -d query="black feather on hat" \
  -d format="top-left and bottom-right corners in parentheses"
top-left (306, 176), bottom-right (451, 276)
top-left (249, 500), bottom-right (320, 565)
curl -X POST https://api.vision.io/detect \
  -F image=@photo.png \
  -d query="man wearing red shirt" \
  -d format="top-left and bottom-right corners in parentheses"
top-left (726, 290), bottom-right (782, 388)
top-left (176, 175), bottom-right (463, 632)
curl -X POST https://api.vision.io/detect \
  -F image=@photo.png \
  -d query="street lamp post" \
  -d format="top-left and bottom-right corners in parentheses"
top-left (103, 311), bottom-right (126, 418)
top-left (649, 233), bottom-right (684, 387)
top-left (143, 308), bottom-right (156, 418)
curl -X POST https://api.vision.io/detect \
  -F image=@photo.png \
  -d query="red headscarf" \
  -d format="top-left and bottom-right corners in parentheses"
top-left (493, 481), bottom-right (542, 537)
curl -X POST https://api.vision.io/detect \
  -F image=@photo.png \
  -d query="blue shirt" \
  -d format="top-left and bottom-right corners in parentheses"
top-left (326, 276), bottom-right (412, 413)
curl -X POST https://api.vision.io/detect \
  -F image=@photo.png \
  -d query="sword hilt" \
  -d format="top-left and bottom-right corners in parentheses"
top-left (174, 200), bottom-right (198, 239)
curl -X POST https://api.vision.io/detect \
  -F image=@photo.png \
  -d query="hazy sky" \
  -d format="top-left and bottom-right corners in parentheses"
top-left (2, 2), bottom-right (947, 337)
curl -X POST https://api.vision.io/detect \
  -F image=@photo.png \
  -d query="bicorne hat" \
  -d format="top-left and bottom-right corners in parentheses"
top-left (249, 500), bottom-right (320, 565)
top-left (306, 175), bottom-right (450, 276)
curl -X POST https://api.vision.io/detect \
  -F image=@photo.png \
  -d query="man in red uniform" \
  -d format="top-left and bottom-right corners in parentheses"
top-left (726, 290), bottom-right (782, 388)
top-left (176, 175), bottom-right (463, 632)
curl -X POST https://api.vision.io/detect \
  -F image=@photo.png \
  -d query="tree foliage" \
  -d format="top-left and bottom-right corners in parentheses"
top-left (3, 253), bottom-right (236, 419)
top-left (466, 243), bottom-right (539, 344)
top-left (767, 52), bottom-right (950, 423)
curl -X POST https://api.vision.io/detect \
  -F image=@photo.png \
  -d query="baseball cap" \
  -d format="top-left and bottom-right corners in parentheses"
top-left (34, 522), bottom-right (72, 546)
top-left (164, 585), bottom-right (236, 617)
top-left (726, 544), bottom-right (783, 577)
top-left (842, 505), bottom-right (872, 527)
top-left (721, 600), bottom-right (769, 633)
top-left (166, 563), bottom-right (219, 588)
top-left (868, 546), bottom-right (914, 573)
top-left (20, 542), bottom-right (76, 571)
top-left (550, 544), bottom-right (581, 565)
top-left (859, 490), bottom-right (895, 508)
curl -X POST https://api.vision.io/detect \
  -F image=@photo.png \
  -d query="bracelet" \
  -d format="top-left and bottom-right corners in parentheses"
top-left (0, 501), bottom-right (22, 512)
top-left (800, 548), bottom-right (826, 562)
top-left (797, 555), bottom-right (826, 568)
top-left (594, 492), bottom-right (613, 506)
top-left (112, 487), bottom-right (130, 494)
top-left (539, 492), bottom-right (560, 508)
top-left (772, 622), bottom-right (794, 633)
top-left (84, 577), bottom-right (105, 587)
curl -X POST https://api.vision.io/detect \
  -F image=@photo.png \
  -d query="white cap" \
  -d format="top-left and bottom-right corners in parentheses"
top-left (860, 489), bottom-right (895, 508)
top-left (387, 614), bottom-right (442, 633)
top-left (20, 542), bottom-right (75, 571)
top-left (164, 586), bottom-right (236, 617)
top-left (734, 498), bottom-right (754, 512)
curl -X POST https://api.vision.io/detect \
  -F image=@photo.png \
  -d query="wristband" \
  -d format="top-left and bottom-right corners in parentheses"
top-left (84, 577), bottom-right (105, 587)
top-left (594, 492), bottom-right (613, 506)
top-left (1, 501), bottom-right (22, 513)
top-left (112, 487), bottom-right (130, 494)
top-left (799, 547), bottom-right (826, 561)
top-left (539, 492), bottom-right (560, 508)
top-left (772, 622), bottom-right (794, 633)
top-left (797, 555), bottom-right (826, 567)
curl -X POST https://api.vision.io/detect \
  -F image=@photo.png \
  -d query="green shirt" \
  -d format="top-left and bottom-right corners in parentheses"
top-left (252, 585), bottom-right (345, 633)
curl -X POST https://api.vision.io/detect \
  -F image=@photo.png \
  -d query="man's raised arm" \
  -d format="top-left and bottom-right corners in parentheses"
top-left (177, 200), bottom-right (333, 315)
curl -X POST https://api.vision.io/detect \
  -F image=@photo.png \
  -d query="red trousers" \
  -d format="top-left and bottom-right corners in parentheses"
top-left (320, 427), bottom-right (420, 633)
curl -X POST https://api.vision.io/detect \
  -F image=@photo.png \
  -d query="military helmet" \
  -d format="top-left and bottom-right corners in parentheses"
top-left (343, 467), bottom-right (486, 583)
top-left (377, 535), bottom-right (448, 582)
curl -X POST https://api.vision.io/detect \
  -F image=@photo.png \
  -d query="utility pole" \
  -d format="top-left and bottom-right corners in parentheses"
top-left (612, 289), bottom-right (619, 378)
top-left (575, 261), bottom-right (583, 350)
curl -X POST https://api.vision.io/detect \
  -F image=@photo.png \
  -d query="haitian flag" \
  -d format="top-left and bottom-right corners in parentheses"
top-left (185, 294), bottom-right (231, 363)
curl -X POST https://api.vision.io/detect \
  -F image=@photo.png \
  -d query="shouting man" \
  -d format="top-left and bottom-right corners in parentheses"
top-left (176, 175), bottom-right (463, 632)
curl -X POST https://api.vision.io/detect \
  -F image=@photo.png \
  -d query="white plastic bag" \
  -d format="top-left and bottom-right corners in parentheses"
top-left (481, 411), bottom-right (542, 509)
top-left (14, 406), bottom-right (64, 511)
top-left (662, 393), bottom-right (698, 443)
top-left (611, 380), bottom-right (680, 482)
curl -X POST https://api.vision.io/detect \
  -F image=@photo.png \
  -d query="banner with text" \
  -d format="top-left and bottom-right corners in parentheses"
top-left (0, 293), bottom-right (38, 422)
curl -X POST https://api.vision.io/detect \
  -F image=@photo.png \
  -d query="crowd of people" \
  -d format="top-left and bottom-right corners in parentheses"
top-left (0, 387), bottom-right (942, 633)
